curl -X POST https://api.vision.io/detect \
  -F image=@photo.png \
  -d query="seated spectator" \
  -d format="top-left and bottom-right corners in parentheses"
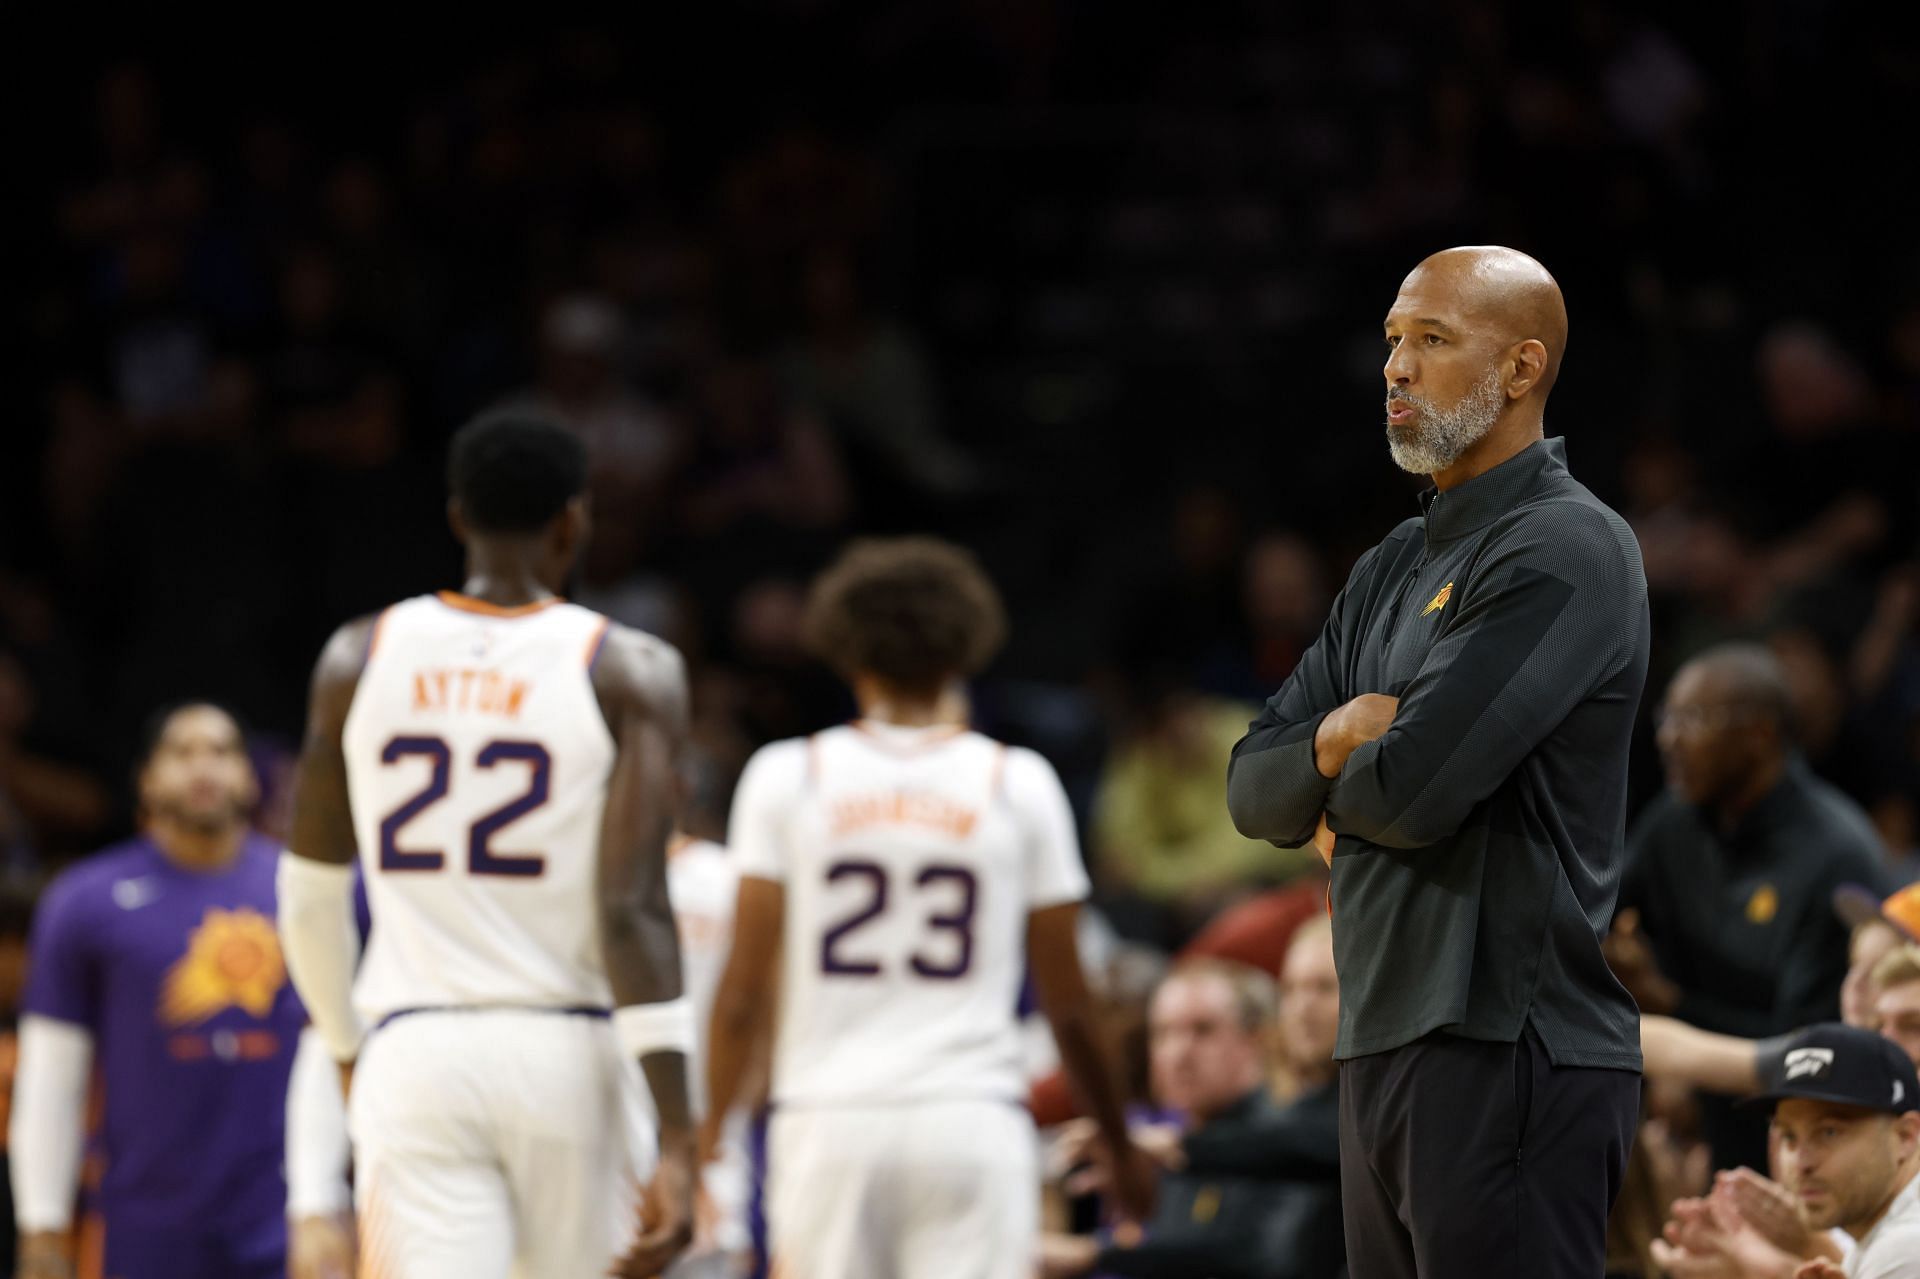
top-left (1091, 686), bottom-right (1318, 947)
top-left (1041, 926), bottom-right (1343, 1279)
top-left (1611, 643), bottom-right (1891, 1172)
top-left (777, 245), bottom-right (981, 511)
top-left (1649, 1024), bottom-right (1920, 1277)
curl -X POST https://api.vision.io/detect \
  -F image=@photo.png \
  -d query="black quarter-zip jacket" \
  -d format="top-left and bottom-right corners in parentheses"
top-left (1228, 438), bottom-right (1648, 1068)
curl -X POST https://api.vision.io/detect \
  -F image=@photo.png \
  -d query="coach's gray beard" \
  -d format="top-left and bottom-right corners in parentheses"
top-left (1385, 366), bottom-right (1506, 475)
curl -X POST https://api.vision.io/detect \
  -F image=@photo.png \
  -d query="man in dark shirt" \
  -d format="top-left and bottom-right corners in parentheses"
top-left (1609, 642), bottom-right (1888, 1172)
top-left (1042, 943), bottom-right (1342, 1279)
top-left (1227, 246), bottom-right (1645, 1278)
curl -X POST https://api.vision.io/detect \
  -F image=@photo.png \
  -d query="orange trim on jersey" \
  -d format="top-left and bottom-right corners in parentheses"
top-left (987, 743), bottom-right (1008, 800)
top-left (668, 831), bottom-right (699, 859)
top-left (434, 590), bottom-right (565, 618)
top-left (848, 719), bottom-right (968, 755)
top-left (583, 615), bottom-right (612, 668)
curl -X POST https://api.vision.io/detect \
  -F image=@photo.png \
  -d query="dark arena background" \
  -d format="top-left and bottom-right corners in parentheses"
top-left (4, 4), bottom-right (1920, 1278)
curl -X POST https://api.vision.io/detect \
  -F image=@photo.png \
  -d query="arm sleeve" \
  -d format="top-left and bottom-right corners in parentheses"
top-left (285, 1028), bottom-right (353, 1218)
top-left (1225, 546), bottom-right (1377, 847)
top-left (1003, 747), bottom-right (1091, 910)
top-left (9, 1015), bottom-right (94, 1232)
top-left (727, 740), bottom-right (808, 883)
top-left (1179, 1098), bottom-right (1341, 1180)
top-left (1325, 512), bottom-right (1642, 850)
top-left (277, 854), bottom-right (365, 1062)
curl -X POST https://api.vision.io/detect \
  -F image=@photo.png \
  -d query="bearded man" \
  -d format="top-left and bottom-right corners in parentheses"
top-left (1227, 246), bottom-right (1649, 1278)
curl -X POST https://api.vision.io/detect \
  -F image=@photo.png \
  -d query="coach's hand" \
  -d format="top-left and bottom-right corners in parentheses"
top-left (610, 1143), bottom-right (695, 1278)
top-left (1312, 813), bottom-right (1336, 867)
top-left (1313, 695), bottom-right (1398, 779)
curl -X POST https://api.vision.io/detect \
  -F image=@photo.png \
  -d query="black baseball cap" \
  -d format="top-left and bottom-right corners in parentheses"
top-left (1742, 1023), bottom-right (1919, 1116)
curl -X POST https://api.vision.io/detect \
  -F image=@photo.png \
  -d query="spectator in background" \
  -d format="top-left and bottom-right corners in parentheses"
top-left (502, 293), bottom-right (683, 514)
top-left (1092, 683), bottom-right (1317, 948)
top-left (1611, 643), bottom-right (1889, 1174)
top-left (1650, 1024), bottom-right (1920, 1278)
top-left (1645, 949), bottom-right (1920, 1277)
top-left (1046, 925), bottom-right (1344, 1279)
top-left (0, 653), bottom-right (110, 863)
top-left (679, 350), bottom-right (849, 542)
top-left (264, 244), bottom-right (450, 634)
top-left (7, 704), bottom-right (323, 1279)
top-left (1197, 532), bottom-right (1330, 706)
top-left (777, 245), bottom-right (981, 517)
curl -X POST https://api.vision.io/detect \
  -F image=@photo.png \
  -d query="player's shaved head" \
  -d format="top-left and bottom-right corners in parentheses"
top-left (1401, 246), bottom-right (1569, 398)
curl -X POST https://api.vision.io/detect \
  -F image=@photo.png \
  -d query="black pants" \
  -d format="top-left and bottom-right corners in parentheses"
top-left (1338, 1024), bottom-right (1639, 1278)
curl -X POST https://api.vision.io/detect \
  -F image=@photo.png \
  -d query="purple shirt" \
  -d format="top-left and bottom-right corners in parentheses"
top-left (23, 834), bottom-right (306, 1232)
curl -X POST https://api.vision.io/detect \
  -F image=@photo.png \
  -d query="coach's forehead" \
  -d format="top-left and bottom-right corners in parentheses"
top-left (1388, 246), bottom-right (1566, 348)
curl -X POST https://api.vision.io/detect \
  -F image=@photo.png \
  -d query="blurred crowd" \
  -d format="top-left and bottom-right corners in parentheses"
top-left (6, 6), bottom-right (1920, 1274)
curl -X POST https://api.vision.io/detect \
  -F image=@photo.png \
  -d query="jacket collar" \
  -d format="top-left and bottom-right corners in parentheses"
top-left (1418, 436), bottom-right (1569, 544)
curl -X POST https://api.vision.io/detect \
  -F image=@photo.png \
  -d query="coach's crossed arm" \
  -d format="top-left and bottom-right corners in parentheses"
top-left (1323, 521), bottom-right (1636, 850)
top-left (1226, 546), bottom-right (1380, 847)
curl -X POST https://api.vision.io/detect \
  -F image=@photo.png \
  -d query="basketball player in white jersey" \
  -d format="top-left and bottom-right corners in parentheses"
top-left (703, 537), bottom-right (1153, 1279)
top-left (277, 413), bottom-right (696, 1279)
top-left (661, 827), bottom-right (755, 1279)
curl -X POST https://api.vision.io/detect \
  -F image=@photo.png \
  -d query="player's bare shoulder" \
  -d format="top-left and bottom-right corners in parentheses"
top-left (589, 621), bottom-right (689, 734)
top-left (307, 612), bottom-right (383, 731)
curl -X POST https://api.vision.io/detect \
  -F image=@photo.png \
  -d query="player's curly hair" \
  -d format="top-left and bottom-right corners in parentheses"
top-left (802, 537), bottom-right (1007, 697)
top-left (447, 411), bottom-right (587, 534)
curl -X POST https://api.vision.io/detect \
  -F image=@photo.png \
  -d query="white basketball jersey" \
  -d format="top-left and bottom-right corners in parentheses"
top-left (342, 592), bottom-right (617, 1028)
top-left (729, 721), bottom-right (1089, 1108)
top-left (667, 836), bottom-right (739, 1059)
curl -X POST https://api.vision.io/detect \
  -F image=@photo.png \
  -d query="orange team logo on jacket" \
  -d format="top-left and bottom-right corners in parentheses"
top-left (160, 907), bottom-right (287, 1025)
top-left (1421, 582), bottom-right (1454, 617)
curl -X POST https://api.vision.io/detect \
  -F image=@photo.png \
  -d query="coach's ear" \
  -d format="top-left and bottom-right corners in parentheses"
top-left (447, 498), bottom-right (470, 545)
top-left (1506, 339), bottom-right (1548, 400)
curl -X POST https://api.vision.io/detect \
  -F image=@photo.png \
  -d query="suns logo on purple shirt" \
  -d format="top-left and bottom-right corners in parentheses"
top-left (159, 907), bottom-right (287, 1026)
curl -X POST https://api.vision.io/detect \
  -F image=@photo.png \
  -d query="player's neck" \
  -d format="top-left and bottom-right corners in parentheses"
top-left (458, 553), bottom-right (559, 610)
top-left (853, 678), bottom-right (968, 729)
top-left (149, 820), bottom-right (248, 873)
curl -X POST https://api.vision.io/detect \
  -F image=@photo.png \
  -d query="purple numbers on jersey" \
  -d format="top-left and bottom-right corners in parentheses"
top-left (377, 735), bottom-right (553, 877)
top-left (908, 865), bottom-right (976, 980)
top-left (820, 861), bottom-right (888, 975)
top-left (818, 859), bottom-right (979, 979)
top-left (379, 737), bottom-right (452, 871)
top-left (469, 740), bottom-right (551, 877)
